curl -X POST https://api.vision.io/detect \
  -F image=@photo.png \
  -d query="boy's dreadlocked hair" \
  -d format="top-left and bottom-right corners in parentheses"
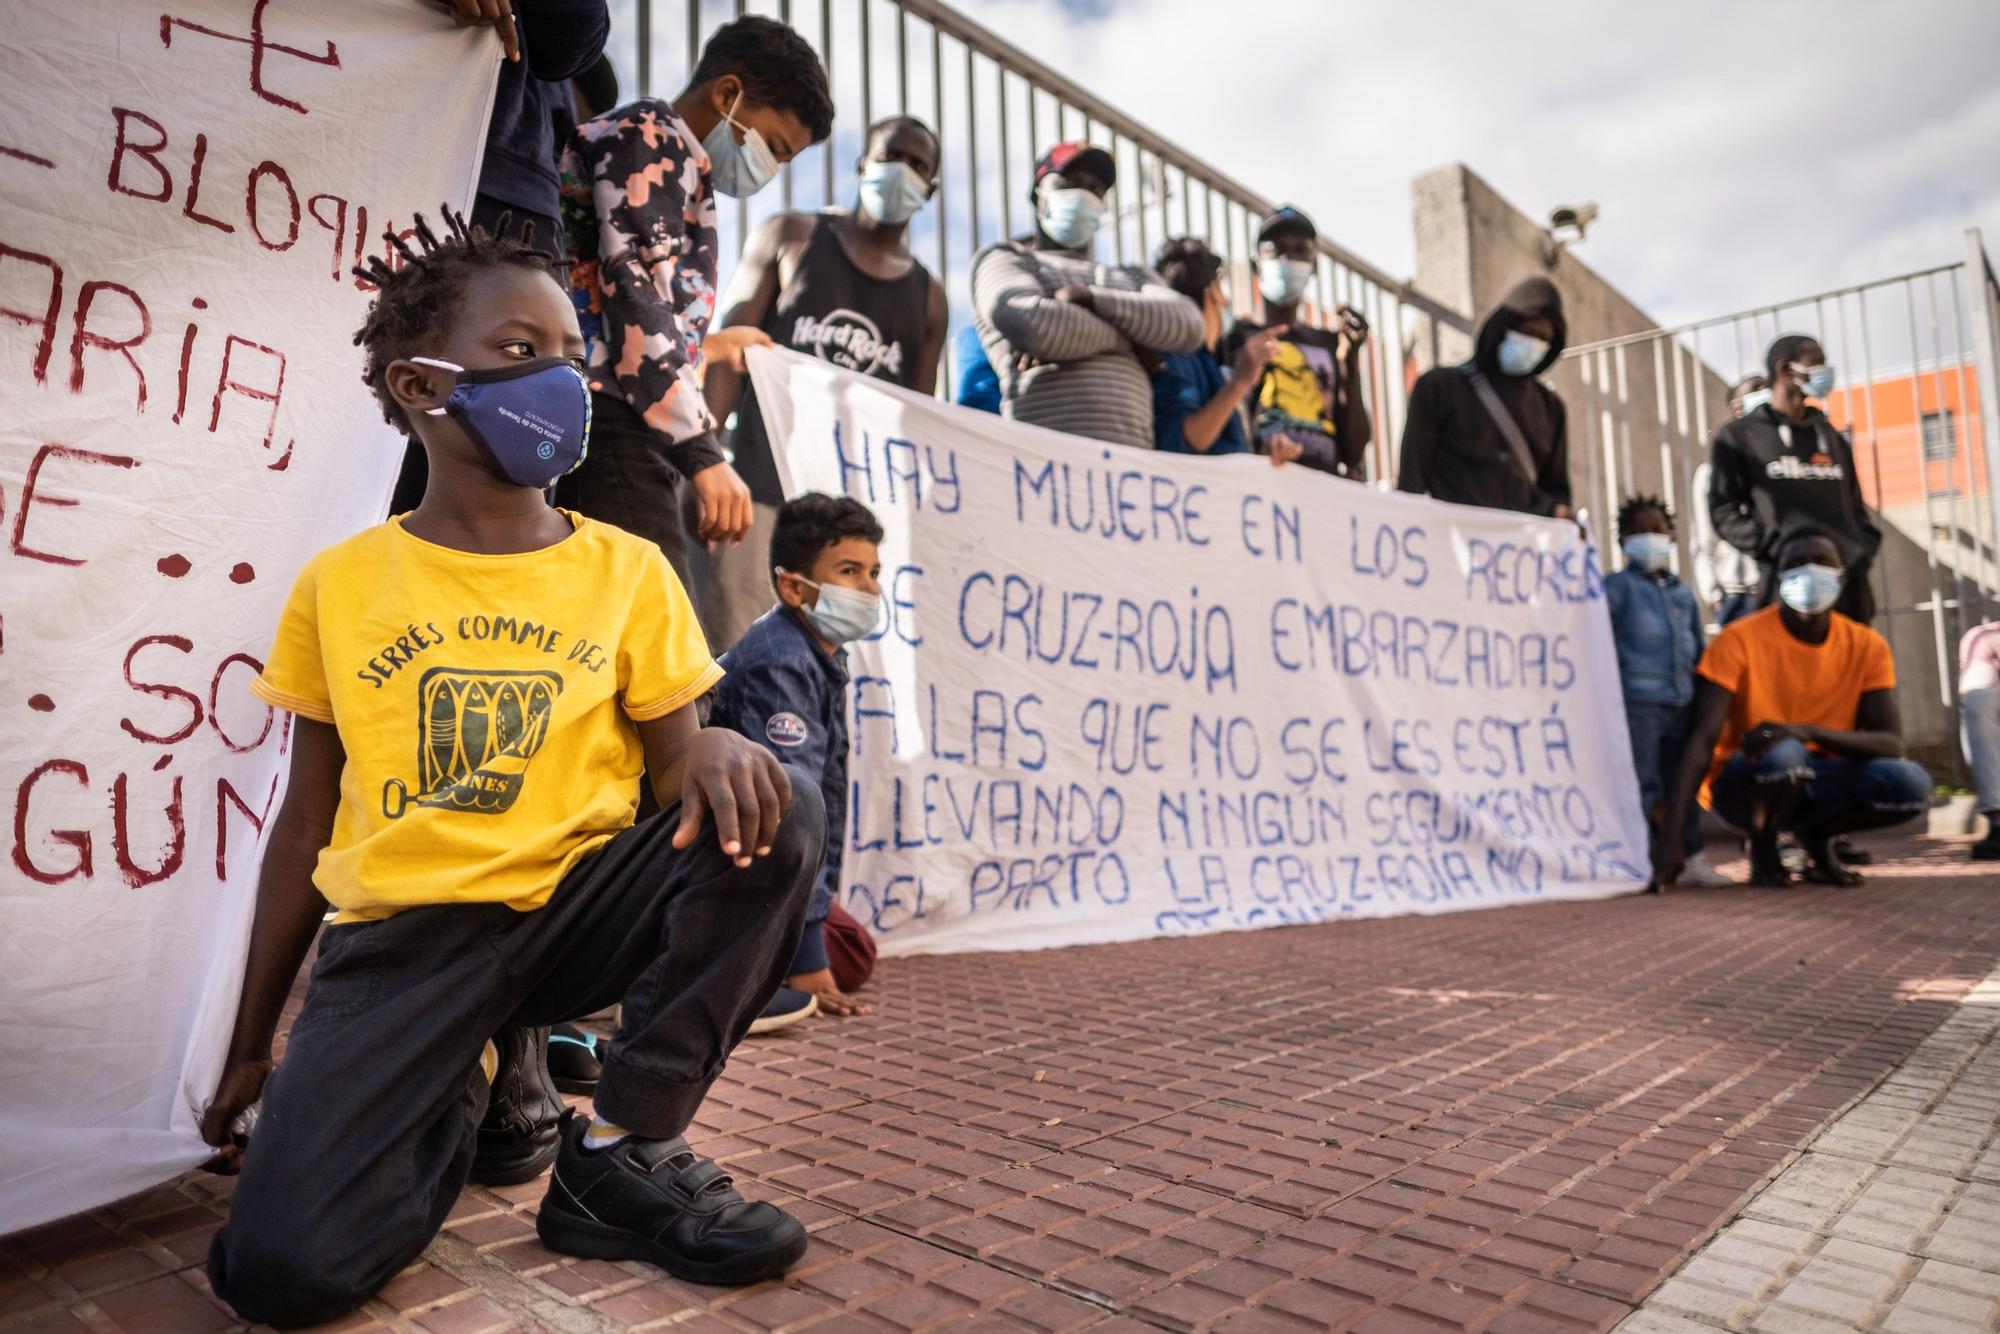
top-left (351, 205), bottom-right (561, 432)
top-left (1616, 493), bottom-right (1673, 539)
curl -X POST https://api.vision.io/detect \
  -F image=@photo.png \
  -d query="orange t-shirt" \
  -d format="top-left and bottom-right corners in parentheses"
top-left (1695, 605), bottom-right (1896, 802)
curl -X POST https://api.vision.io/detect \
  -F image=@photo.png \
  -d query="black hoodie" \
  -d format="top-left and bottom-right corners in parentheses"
top-left (1397, 277), bottom-right (1571, 516)
top-left (1707, 402), bottom-right (1880, 569)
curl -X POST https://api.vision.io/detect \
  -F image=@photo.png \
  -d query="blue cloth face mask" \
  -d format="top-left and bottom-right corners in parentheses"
top-left (1621, 533), bottom-right (1675, 572)
top-left (704, 92), bottom-right (779, 198)
top-left (785, 572), bottom-right (882, 644)
top-left (1496, 329), bottom-right (1549, 377)
top-left (1038, 187), bottom-right (1104, 249)
top-left (1778, 562), bottom-right (1844, 615)
top-left (1802, 364), bottom-right (1837, 398)
top-left (1257, 257), bottom-right (1314, 306)
top-left (412, 356), bottom-right (591, 489)
top-left (1736, 388), bottom-right (1773, 415)
top-left (858, 159), bottom-right (930, 224)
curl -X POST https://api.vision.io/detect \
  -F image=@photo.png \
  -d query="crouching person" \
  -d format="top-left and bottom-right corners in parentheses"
top-left (708, 494), bottom-right (883, 1025)
top-left (1655, 526), bottom-right (1930, 889)
top-left (203, 211), bottom-right (818, 1327)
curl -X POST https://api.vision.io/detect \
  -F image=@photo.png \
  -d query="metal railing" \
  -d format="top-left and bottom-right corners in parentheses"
top-left (611, 0), bottom-right (1471, 481)
top-left (1561, 232), bottom-right (2000, 779)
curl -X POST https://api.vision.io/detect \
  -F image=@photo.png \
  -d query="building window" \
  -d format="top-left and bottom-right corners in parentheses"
top-left (1922, 410), bottom-right (1957, 462)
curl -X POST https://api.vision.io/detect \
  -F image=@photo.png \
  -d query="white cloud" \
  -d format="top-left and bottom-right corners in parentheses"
top-left (952, 0), bottom-right (2000, 329)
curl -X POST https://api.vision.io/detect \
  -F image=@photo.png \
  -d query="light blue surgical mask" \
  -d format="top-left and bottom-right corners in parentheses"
top-left (1038, 187), bottom-right (1104, 249)
top-left (1257, 257), bottom-right (1314, 306)
top-left (1736, 388), bottom-right (1772, 415)
top-left (1778, 562), bottom-right (1843, 615)
top-left (703, 93), bottom-right (779, 199)
top-left (1621, 533), bottom-right (1675, 572)
top-left (1802, 364), bottom-right (1837, 399)
top-left (1496, 329), bottom-right (1549, 377)
top-left (858, 159), bottom-right (931, 225)
top-left (786, 572), bottom-right (882, 644)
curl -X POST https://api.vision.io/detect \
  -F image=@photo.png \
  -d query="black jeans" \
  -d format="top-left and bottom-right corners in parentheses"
top-left (555, 391), bottom-right (700, 591)
top-left (207, 784), bottom-right (822, 1326)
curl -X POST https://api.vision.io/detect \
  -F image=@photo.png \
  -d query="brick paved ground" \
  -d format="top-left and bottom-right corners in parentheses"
top-left (1621, 965), bottom-right (2000, 1333)
top-left (4, 831), bottom-right (1996, 1334)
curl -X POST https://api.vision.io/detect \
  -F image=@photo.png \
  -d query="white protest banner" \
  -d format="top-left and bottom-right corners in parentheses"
top-left (1, 1), bottom-right (497, 1231)
top-left (750, 347), bottom-right (1649, 957)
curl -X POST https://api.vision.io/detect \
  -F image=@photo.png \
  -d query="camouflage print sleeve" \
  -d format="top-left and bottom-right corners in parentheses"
top-left (567, 100), bottom-right (721, 447)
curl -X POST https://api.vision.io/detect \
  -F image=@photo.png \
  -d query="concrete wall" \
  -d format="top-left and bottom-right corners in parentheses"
top-left (1407, 162), bottom-right (1964, 773)
top-left (1408, 163), bottom-right (1733, 527)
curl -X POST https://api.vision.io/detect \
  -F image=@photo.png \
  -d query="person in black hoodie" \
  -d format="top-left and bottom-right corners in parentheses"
top-left (1397, 277), bottom-right (1573, 518)
top-left (393, 0), bottom-right (611, 515)
top-left (1707, 333), bottom-right (1881, 623)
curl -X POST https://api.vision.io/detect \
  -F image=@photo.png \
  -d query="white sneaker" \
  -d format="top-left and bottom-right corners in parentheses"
top-left (1677, 851), bottom-right (1734, 888)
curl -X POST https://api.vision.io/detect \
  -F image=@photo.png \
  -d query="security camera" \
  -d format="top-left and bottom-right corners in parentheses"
top-left (1548, 202), bottom-right (1599, 241)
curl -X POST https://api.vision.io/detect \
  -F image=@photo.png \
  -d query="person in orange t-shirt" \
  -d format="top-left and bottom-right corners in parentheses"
top-left (1655, 527), bottom-right (1930, 888)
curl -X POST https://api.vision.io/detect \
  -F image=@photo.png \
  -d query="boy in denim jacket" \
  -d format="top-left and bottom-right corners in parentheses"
top-left (1607, 497), bottom-right (1731, 887)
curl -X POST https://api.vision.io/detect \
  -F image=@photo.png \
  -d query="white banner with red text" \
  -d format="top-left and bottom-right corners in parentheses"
top-left (0, 0), bottom-right (496, 1231)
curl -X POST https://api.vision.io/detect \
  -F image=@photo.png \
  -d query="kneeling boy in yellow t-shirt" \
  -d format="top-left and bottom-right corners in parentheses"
top-left (201, 210), bottom-right (820, 1326)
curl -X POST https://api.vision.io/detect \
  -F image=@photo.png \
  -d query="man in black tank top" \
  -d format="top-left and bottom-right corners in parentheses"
top-left (702, 117), bottom-right (949, 648)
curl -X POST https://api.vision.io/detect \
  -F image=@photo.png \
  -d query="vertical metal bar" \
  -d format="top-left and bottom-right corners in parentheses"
top-left (820, 0), bottom-right (833, 205)
top-left (1578, 353), bottom-right (1602, 532)
top-left (896, 2), bottom-right (908, 112)
top-left (1133, 148), bottom-right (1149, 270)
top-left (1967, 229), bottom-right (2000, 583)
top-left (1108, 131), bottom-right (1124, 266)
top-left (1926, 271), bottom-right (1972, 672)
top-left (636, 0), bottom-right (651, 97)
top-left (1856, 294), bottom-right (1895, 626)
top-left (1669, 338), bottom-right (1699, 596)
top-left (687, 0), bottom-right (701, 79)
top-left (1948, 261), bottom-right (2000, 619)
top-left (859, 0), bottom-right (872, 125)
top-left (779, 0), bottom-right (794, 212)
top-left (997, 69), bottom-right (1012, 241)
top-left (1598, 349), bottom-right (1620, 526)
top-left (735, 0), bottom-right (749, 243)
top-left (1613, 343), bottom-right (1634, 500)
top-left (1652, 336), bottom-right (1676, 533)
top-left (1025, 84), bottom-right (1037, 172)
top-left (1902, 279), bottom-right (1956, 737)
top-left (963, 40), bottom-right (979, 251)
top-left (930, 20), bottom-right (944, 288)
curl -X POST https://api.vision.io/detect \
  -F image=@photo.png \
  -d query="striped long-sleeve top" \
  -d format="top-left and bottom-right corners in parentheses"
top-left (970, 242), bottom-right (1203, 451)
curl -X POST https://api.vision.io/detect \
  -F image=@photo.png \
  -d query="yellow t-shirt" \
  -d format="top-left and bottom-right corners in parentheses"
top-left (1695, 605), bottom-right (1896, 804)
top-left (252, 513), bottom-right (721, 921)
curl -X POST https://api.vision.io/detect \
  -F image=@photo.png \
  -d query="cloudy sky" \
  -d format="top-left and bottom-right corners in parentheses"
top-left (943, 0), bottom-right (2000, 330)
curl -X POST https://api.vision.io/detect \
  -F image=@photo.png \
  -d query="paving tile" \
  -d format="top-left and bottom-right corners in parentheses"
top-left (18, 834), bottom-right (2000, 1334)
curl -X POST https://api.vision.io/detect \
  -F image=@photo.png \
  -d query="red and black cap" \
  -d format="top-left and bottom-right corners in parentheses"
top-left (1032, 141), bottom-right (1117, 201)
top-left (1257, 205), bottom-right (1317, 244)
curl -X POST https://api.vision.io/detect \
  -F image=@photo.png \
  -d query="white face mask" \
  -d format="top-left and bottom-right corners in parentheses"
top-left (785, 571), bottom-right (882, 644)
top-left (1038, 187), bottom-right (1105, 249)
top-left (858, 159), bottom-right (930, 224)
top-left (1257, 257), bottom-right (1314, 306)
top-left (704, 92), bottom-right (779, 198)
top-left (1496, 329), bottom-right (1549, 377)
top-left (1622, 533), bottom-right (1675, 572)
top-left (1778, 562), bottom-right (1843, 615)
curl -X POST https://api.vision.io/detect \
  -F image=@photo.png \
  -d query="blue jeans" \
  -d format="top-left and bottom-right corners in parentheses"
top-left (1626, 701), bottom-right (1705, 858)
top-left (1709, 738), bottom-right (1931, 838)
top-left (1963, 686), bottom-right (2000, 815)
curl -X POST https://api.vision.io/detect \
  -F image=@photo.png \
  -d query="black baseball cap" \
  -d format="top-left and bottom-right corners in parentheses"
top-left (1257, 205), bottom-right (1317, 244)
top-left (1032, 141), bottom-right (1117, 200)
